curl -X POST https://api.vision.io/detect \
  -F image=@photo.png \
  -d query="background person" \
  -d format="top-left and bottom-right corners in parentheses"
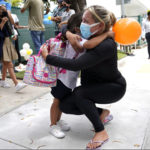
top-left (142, 10), bottom-right (150, 59)
top-left (0, 0), bottom-right (14, 73)
top-left (0, 5), bottom-right (27, 91)
top-left (51, 0), bottom-right (66, 36)
top-left (21, 0), bottom-right (45, 54)
top-left (12, 13), bottom-right (28, 65)
top-left (56, 0), bottom-right (75, 31)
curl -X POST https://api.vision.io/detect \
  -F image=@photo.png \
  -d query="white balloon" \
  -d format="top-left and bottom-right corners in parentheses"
top-left (20, 49), bottom-right (27, 56)
top-left (24, 55), bottom-right (30, 60)
top-left (23, 43), bottom-right (30, 49)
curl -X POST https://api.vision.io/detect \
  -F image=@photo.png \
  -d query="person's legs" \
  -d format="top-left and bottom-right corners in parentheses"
top-left (49, 80), bottom-right (72, 138)
top-left (40, 31), bottom-right (45, 46)
top-left (30, 31), bottom-right (44, 54)
top-left (146, 33), bottom-right (150, 58)
top-left (73, 82), bottom-right (126, 132)
top-left (5, 61), bottom-right (18, 85)
top-left (50, 98), bottom-right (62, 126)
top-left (0, 61), bottom-right (17, 88)
top-left (0, 61), bottom-right (27, 91)
top-left (63, 81), bottom-right (126, 149)
top-left (59, 78), bottom-right (126, 148)
top-left (1, 61), bottom-right (7, 81)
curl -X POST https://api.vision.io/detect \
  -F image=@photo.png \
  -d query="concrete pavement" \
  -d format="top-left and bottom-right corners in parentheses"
top-left (0, 78), bottom-right (50, 117)
top-left (0, 47), bottom-right (150, 149)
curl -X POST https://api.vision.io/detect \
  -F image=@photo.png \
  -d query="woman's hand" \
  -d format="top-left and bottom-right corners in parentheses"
top-left (41, 44), bottom-right (48, 60)
top-left (66, 31), bottom-right (83, 52)
top-left (0, 17), bottom-right (8, 30)
top-left (106, 30), bottom-right (115, 39)
top-left (2, 17), bottom-right (8, 25)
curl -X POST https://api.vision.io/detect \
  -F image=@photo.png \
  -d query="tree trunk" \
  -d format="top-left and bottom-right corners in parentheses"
top-left (70, 0), bottom-right (87, 13)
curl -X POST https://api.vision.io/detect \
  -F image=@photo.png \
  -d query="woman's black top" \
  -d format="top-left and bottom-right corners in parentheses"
top-left (46, 38), bottom-right (126, 86)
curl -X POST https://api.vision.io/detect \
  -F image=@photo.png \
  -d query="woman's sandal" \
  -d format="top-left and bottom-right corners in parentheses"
top-left (103, 114), bottom-right (113, 125)
top-left (86, 139), bottom-right (109, 150)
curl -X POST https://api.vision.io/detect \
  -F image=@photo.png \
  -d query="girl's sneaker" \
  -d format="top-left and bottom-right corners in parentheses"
top-left (0, 80), bottom-right (11, 88)
top-left (49, 125), bottom-right (65, 139)
top-left (57, 120), bottom-right (71, 131)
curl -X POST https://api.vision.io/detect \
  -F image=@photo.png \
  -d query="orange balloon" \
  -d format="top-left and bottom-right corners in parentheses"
top-left (112, 18), bottom-right (142, 45)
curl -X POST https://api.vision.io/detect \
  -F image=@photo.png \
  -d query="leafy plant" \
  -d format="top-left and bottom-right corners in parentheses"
top-left (5, 0), bottom-right (23, 7)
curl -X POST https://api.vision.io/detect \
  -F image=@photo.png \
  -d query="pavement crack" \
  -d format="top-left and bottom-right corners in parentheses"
top-left (0, 137), bottom-right (31, 149)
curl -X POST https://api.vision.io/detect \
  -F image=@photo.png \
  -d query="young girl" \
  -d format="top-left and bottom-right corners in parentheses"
top-left (41, 12), bottom-right (114, 139)
top-left (0, 5), bottom-right (27, 92)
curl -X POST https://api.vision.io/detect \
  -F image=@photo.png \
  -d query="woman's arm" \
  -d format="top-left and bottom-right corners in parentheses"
top-left (83, 31), bottom-right (115, 49)
top-left (41, 39), bottom-right (114, 71)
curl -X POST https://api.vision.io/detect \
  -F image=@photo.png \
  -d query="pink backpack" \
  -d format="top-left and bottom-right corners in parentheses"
top-left (23, 34), bottom-right (66, 87)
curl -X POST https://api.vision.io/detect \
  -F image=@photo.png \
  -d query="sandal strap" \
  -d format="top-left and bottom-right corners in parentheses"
top-left (91, 138), bottom-right (109, 144)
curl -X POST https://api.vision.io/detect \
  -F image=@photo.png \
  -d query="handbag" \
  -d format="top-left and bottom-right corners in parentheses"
top-left (23, 33), bottom-right (66, 87)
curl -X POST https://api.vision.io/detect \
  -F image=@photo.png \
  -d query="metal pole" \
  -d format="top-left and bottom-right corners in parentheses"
top-left (121, 0), bottom-right (125, 18)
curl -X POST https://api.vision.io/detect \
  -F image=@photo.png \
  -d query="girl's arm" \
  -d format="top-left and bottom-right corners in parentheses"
top-left (66, 31), bottom-right (83, 52)
top-left (83, 31), bottom-right (115, 49)
top-left (65, 31), bottom-right (114, 53)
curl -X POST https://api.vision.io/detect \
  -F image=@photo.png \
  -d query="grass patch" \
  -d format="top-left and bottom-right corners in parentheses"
top-left (118, 50), bottom-right (127, 60)
top-left (15, 71), bottom-right (25, 80)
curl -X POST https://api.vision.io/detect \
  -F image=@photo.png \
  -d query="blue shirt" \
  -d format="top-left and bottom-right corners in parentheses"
top-left (0, 0), bottom-right (11, 11)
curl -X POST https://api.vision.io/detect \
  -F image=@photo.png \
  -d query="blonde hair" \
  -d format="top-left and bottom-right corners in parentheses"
top-left (88, 5), bottom-right (116, 32)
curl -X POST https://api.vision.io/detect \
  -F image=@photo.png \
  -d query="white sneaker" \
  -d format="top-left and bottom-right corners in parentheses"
top-left (0, 80), bottom-right (11, 88)
top-left (49, 125), bottom-right (65, 139)
top-left (15, 82), bottom-right (27, 92)
top-left (57, 120), bottom-right (70, 131)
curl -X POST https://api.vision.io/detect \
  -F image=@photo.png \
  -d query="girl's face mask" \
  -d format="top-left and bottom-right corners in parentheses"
top-left (80, 22), bottom-right (100, 39)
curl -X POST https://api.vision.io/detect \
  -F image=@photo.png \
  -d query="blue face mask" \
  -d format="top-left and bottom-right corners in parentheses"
top-left (80, 22), bottom-right (100, 39)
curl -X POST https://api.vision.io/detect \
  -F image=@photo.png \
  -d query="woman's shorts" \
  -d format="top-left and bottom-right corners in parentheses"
top-left (51, 79), bottom-right (72, 100)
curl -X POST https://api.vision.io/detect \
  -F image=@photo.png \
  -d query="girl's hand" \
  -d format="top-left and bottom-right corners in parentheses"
top-left (41, 44), bottom-right (48, 60)
top-left (66, 31), bottom-right (83, 52)
top-left (107, 30), bottom-right (115, 39)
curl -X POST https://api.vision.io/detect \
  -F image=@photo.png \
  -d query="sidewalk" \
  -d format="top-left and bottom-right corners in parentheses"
top-left (0, 47), bottom-right (150, 149)
top-left (0, 78), bottom-right (50, 117)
